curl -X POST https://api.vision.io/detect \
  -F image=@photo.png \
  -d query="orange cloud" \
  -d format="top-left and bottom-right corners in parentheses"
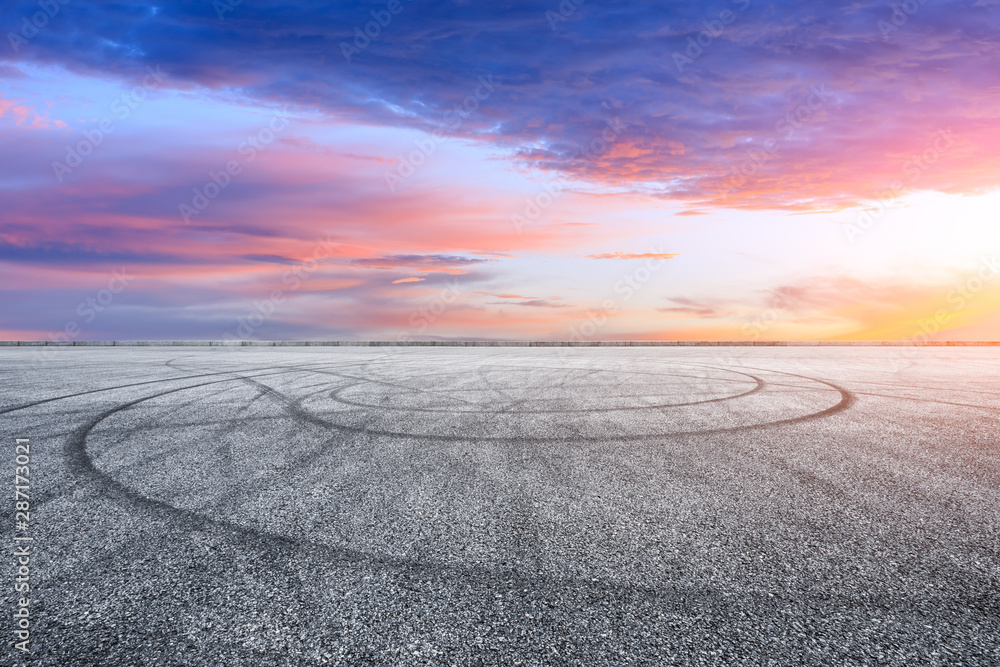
top-left (655, 267), bottom-right (1000, 342)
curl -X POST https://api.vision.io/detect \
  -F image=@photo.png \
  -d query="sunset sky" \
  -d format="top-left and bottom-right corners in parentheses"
top-left (2, 0), bottom-right (1000, 341)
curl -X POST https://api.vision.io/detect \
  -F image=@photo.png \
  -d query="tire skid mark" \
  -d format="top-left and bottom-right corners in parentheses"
top-left (260, 373), bottom-right (852, 444)
top-left (0, 360), bottom-right (343, 416)
top-left (34, 354), bottom-right (999, 626)
top-left (88, 384), bottom-right (236, 460)
top-left (98, 385), bottom-right (256, 479)
top-left (67, 372), bottom-right (707, 599)
top-left (685, 363), bottom-right (857, 432)
top-left (323, 369), bottom-right (765, 415)
top-left (220, 378), bottom-right (360, 495)
top-left (848, 377), bottom-right (1000, 398)
top-left (852, 390), bottom-right (1000, 414)
top-left (45, 366), bottom-right (327, 517)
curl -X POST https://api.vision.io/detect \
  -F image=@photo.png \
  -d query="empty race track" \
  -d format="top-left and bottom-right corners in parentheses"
top-left (2, 346), bottom-right (999, 666)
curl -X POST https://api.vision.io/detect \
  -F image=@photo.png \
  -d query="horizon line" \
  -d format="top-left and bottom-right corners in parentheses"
top-left (3, 340), bottom-right (1000, 347)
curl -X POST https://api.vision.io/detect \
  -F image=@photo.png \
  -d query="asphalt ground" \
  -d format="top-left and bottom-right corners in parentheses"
top-left (1, 346), bottom-right (998, 666)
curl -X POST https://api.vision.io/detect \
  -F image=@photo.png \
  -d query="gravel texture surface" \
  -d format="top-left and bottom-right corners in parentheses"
top-left (2, 346), bottom-right (998, 666)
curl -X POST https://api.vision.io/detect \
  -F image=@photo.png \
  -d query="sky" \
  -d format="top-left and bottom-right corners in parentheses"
top-left (2, 0), bottom-right (1000, 342)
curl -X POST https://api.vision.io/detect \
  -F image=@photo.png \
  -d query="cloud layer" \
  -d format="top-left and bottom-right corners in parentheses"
top-left (4, 0), bottom-right (999, 208)
top-left (2, 1), bottom-right (999, 340)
